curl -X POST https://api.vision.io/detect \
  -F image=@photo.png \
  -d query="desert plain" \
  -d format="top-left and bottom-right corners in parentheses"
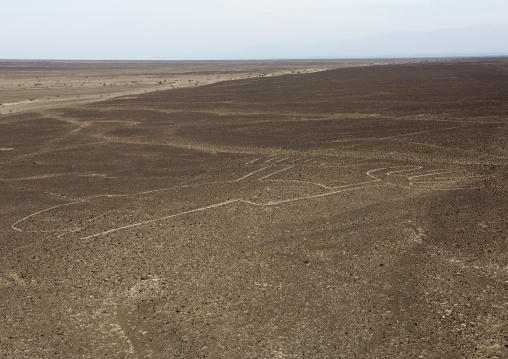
top-left (0, 59), bottom-right (506, 358)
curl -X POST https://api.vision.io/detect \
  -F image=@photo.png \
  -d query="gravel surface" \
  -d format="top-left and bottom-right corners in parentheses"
top-left (0, 59), bottom-right (506, 358)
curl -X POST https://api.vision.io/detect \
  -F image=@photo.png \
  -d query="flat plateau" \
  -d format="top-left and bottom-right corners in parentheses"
top-left (0, 59), bottom-right (506, 358)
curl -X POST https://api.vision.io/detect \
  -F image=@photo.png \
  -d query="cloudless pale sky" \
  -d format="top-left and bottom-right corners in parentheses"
top-left (2, 0), bottom-right (507, 59)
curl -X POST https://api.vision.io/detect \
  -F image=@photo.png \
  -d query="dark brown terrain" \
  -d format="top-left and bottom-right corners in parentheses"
top-left (0, 59), bottom-right (507, 358)
top-left (0, 60), bottom-right (380, 115)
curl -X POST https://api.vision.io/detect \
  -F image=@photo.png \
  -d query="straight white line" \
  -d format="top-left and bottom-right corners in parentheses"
top-left (244, 157), bottom-right (265, 165)
top-left (0, 173), bottom-right (70, 181)
top-left (315, 162), bottom-right (368, 168)
top-left (80, 200), bottom-right (238, 240)
top-left (239, 184), bottom-right (386, 206)
top-left (422, 186), bottom-right (482, 191)
top-left (232, 166), bottom-right (272, 181)
top-left (408, 172), bottom-right (455, 180)
top-left (72, 170), bottom-right (394, 239)
top-left (57, 228), bottom-right (82, 239)
top-left (386, 167), bottom-right (423, 175)
top-left (264, 156), bottom-right (281, 163)
top-left (419, 175), bottom-right (483, 180)
top-left (410, 181), bottom-right (461, 184)
top-left (378, 125), bottom-right (467, 140)
top-left (12, 202), bottom-right (81, 232)
top-left (258, 166), bottom-right (294, 180)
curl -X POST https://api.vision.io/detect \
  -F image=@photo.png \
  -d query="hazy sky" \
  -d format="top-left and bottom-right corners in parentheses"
top-left (2, 0), bottom-right (507, 59)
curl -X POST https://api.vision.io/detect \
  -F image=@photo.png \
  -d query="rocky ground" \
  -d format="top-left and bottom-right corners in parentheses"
top-left (0, 59), bottom-right (506, 358)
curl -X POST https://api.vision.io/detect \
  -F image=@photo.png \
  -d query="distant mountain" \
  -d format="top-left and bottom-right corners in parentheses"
top-left (233, 24), bottom-right (508, 59)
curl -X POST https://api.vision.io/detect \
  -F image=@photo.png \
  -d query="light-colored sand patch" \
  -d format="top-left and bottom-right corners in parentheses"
top-left (0, 59), bottom-right (418, 115)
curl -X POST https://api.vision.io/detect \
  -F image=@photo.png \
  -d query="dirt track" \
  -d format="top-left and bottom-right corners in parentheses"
top-left (0, 59), bottom-right (507, 358)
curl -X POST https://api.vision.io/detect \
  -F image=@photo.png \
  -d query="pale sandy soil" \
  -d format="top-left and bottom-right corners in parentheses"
top-left (0, 59), bottom-right (409, 114)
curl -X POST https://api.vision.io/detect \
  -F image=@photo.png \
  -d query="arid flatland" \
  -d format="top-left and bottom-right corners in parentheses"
top-left (0, 59), bottom-right (507, 358)
top-left (0, 60), bottom-right (388, 115)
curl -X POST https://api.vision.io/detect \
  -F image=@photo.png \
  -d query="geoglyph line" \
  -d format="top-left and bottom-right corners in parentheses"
top-left (424, 175), bottom-right (484, 180)
top-left (80, 184), bottom-right (388, 240)
top-left (244, 156), bottom-right (267, 165)
top-left (0, 173), bottom-right (71, 182)
top-left (385, 167), bottom-right (423, 175)
top-left (377, 125), bottom-right (468, 140)
top-left (264, 156), bottom-right (282, 163)
top-left (57, 228), bottom-right (83, 239)
top-left (232, 166), bottom-right (272, 182)
top-left (274, 157), bottom-right (292, 163)
top-left (408, 171), bottom-right (456, 180)
top-left (238, 184), bottom-right (386, 207)
top-left (410, 181), bottom-right (461, 185)
top-left (12, 159), bottom-right (484, 238)
top-left (9, 165), bottom-right (402, 234)
top-left (13, 165), bottom-right (275, 233)
top-left (258, 166), bottom-right (294, 180)
top-left (12, 202), bottom-right (82, 232)
top-left (80, 200), bottom-right (238, 240)
top-left (255, 166), bottom-right (391, 191)
top-left (76, 166), bottom-right (395, 239)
